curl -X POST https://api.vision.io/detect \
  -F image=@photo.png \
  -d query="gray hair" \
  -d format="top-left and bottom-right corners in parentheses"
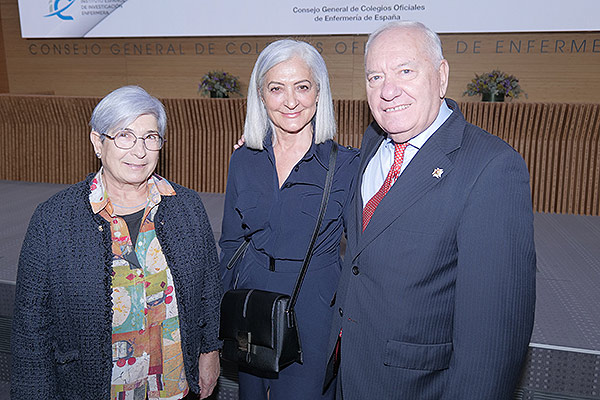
top-left (90, 85), bottom-right (167, 138)
top-left (365, 21), bottom-right (444, 68)
top-left (244, 39), bottom-right (336, 150)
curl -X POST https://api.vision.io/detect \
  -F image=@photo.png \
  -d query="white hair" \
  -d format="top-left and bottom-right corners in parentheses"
top-left (243, 39), bottom-right (336, 150)
top-left (365, 21), bottom-right (444, 68)
top-left (90, 85), bottom-right (167, 138)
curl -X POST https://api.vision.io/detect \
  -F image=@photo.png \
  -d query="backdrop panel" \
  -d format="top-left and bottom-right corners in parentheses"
top-left (1, 95), bottom-right (598, 215)
top-left (18, 0), bottom-right (600, 39)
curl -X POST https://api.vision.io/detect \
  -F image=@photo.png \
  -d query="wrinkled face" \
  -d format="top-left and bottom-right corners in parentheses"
top-left (90, 114), bottom-right (160, 189)
top-left (365, 27), bottom-right (449, 143)
top-left (261, 57), bottom-right (319, 137)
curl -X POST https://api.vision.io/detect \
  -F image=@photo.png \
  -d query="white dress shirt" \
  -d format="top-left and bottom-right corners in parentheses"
top-left (362, 101), bottom-right (453, 207)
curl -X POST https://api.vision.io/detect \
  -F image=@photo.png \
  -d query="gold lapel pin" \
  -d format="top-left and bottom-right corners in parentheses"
top-left (432, 168), bottom-right (444, 179)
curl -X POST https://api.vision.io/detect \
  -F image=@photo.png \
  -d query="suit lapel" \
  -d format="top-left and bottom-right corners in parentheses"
top-left (356, 142), bottom-right (454, 256)
top-left (354, 100), bottom-right (465, 259)
top-left (347, 123), bottom-right (385, 252)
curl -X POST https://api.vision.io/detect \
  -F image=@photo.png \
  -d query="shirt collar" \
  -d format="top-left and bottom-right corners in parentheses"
top-left (88, 168), bottom-right (176, 215)
top-left (307, 138), bottom-right (332, 169)
top-left (384, 101), bottom-right (453, 149)
top-left (264, 129), bottom-right (330, 170)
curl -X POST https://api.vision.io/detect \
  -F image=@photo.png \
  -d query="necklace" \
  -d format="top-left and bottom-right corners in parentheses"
top-left (110, 199), bottom-right (148, 209)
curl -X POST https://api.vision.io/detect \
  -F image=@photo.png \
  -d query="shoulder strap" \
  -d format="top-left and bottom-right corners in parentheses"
top-left (226, 238), bottom-right (250, 270)
top-left (288, 143), bottom-right (338, 313)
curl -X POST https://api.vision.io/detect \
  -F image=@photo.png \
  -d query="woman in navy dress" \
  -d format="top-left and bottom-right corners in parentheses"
top-left (219, 39), bottom-right (359, 399)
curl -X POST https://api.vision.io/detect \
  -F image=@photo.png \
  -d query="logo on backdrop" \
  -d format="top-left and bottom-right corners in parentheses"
top-left (44, 0), bottom-right (76, 20)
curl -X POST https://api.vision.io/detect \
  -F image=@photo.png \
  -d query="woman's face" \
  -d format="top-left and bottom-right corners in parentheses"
top-left (261, 57), bottom-right (319, 137)
top-left (90, 114), bottom-right (160, 189)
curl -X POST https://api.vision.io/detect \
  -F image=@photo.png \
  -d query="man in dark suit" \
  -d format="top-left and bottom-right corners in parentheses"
top-left (326, 21), bottom-right (536, 399)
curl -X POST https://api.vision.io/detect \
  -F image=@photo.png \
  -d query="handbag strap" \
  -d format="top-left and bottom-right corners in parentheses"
top-left (226, 237), bottom-right (250, 270)
top-left (287, 143), bottom-right (338, 313)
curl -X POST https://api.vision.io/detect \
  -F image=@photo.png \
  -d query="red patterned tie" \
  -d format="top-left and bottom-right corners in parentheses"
top-left (362, 142), bottom-right (409, 231)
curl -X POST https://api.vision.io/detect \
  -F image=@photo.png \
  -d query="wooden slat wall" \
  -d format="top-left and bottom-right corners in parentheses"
top-left (157, 98), bottom-right (247, 193)
top-left (460, 102), bottom-right (600, 216)
top-left (0, 95), bottom-right (99, 182)
top-left (1, 95), bottom-right (598, 215)
top-left (0, 3), bottom-right (7, 93)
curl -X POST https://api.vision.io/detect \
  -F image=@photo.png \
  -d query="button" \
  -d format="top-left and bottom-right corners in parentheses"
top-left (284, 182), bottom-right (291, 188)
top-left (294, 166), bottom-right (299, 172)
top-left (352, 266), bottom-right (359, 275)
top-left (338, 308), bottom-right (343, 317)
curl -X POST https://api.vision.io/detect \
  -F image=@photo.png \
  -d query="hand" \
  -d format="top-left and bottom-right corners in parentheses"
top-left (198, 350), bottom-right (220, 399)
top-left (233, 136), bottom-right (245, 150)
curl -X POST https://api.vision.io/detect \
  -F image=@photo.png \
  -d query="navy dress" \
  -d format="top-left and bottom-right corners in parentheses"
top-left (219, 137), bottom-right (359, 399)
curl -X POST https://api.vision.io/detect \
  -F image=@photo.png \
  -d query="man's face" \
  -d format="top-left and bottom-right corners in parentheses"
top-left (365, 27), bottom-right (449, 144)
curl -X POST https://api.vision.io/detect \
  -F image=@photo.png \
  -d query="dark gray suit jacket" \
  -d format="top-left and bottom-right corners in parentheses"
top-left (329, 99), bottom-right (536, 399)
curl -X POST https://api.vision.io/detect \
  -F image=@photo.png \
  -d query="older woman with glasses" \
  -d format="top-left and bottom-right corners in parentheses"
top-left (11, 85), bottom-right (222, 399)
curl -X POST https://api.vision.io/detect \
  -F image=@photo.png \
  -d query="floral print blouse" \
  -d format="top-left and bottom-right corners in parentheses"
top-left (89, 170), bottom-right (189, 400)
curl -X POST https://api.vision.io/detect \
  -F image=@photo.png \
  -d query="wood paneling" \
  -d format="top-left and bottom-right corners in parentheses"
top-left (1, 96), bottom-right (598, 215)
top-left (461, 102), bottom-right (600, 216)
top-left (0, 3), bottom-right (8, 93)
top-left (1, 0), bottom-right (600, 101)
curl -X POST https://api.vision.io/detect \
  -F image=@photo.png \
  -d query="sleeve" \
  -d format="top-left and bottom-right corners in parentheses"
top-left (218, 151), bottom-right (246, 290)
top-left (10, 205), bottom-right (59, 399)
top-left (441, 149), bottom-right (536, 399)
top-left (192, 195), bottom-right (223, 354)
top-left (340, 147), bottom-right (360, 235)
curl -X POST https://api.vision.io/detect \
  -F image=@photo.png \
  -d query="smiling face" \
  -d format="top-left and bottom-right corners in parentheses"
top-left (90, 114), bottom-right (160, 190)
top-left (261, 57), bottom-right (319, 138)
top-left (365, 27), bottom-right (449, 144)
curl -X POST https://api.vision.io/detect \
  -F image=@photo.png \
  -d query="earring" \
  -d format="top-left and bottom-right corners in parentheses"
top-left (96, 152), bottom-right (101, 158)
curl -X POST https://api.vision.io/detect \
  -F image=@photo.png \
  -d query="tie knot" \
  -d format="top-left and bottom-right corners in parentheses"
top-left (392, 142), bottom-right (409, 168)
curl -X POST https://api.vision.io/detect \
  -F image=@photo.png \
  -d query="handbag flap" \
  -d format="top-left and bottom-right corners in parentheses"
top-left (220, 289), bottom-right (291, 349)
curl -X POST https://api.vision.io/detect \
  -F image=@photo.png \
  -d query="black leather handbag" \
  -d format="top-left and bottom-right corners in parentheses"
top-left (219, 144), bottom-right (338, 376)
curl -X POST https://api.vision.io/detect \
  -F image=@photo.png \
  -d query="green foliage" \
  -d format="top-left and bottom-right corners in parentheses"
top-left (464, 70), bottom-right (525, 99)
top-left (198, 71), bottom-right (242, 98)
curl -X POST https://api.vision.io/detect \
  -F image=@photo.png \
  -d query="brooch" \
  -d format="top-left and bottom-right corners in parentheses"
top-left (432, 168), bottom-right (444, 179)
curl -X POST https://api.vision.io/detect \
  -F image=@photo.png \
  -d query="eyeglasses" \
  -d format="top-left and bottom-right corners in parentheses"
top-left (101, 130), bottom-right (165, 151)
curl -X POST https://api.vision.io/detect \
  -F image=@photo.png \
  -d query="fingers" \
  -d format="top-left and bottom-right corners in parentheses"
top-left (200, 386), bottom-right (215, 399)
top-left (233, 136), bottom-right (245, 150)
top-left (198, 350), bottom-right (220, 398)
top-left (198, 372), bottom-right (218, 399)
top-left (199, 380), bottom-right (217, 399)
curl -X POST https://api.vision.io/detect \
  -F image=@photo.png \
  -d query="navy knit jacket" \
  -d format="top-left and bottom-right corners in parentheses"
top-left (11, 174), bottom-right (222, 399)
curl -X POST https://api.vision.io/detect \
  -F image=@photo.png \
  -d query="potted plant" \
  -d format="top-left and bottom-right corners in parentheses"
top-left (198, 71), bottom-right (242, 98)
top-left (463, 70), bottom-right (525, 102)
